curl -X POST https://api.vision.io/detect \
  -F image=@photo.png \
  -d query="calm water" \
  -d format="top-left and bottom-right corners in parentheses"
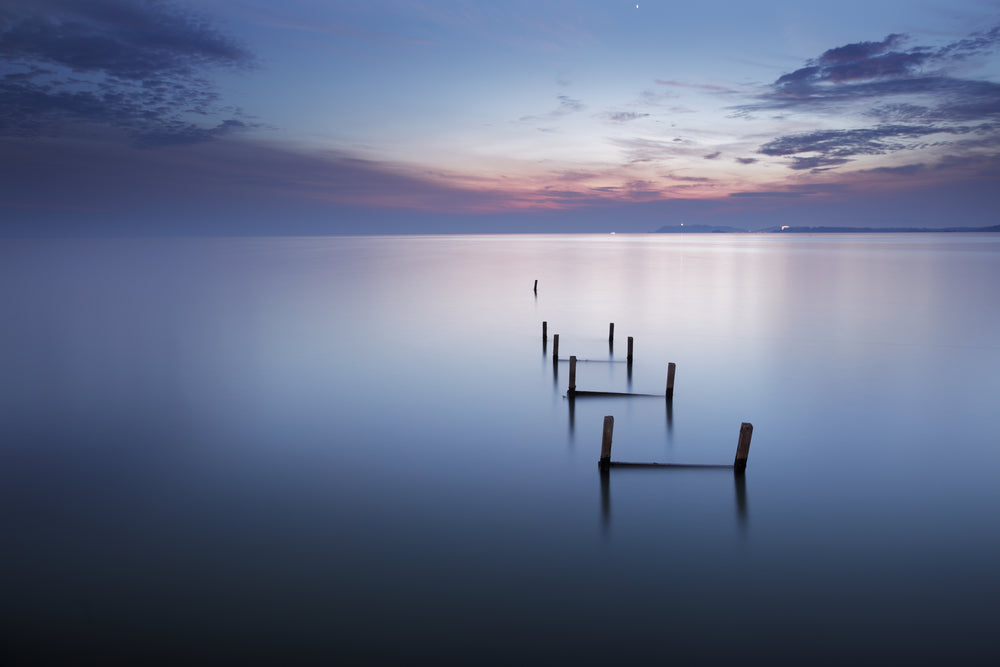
top-left (2, 234), bottom-right (998, 664)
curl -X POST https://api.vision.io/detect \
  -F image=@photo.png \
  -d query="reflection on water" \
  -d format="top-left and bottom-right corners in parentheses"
top-left (600, 466), bottom-right (749, 533)
top-left (1, 234), bottom-right (999, 663)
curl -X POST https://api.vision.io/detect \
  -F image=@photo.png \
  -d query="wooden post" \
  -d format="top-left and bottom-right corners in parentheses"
top-left (609, 322), bottom-right (614, 343)
top-left (553, 334), bottom-right (559, 361)
top-left (534, 279), bottom-right (538, 293)
top-left (568, 356), bottom-right (577, 397)
top-left (734, 422), bottom-right (753, 474)
top-left (627, 336), bottom-right (633, 366)
top-left (666, 362), bottom-right (676, 400)
top-left (542, 321), bottom-right (547, 341)
top-left (599, 416), bottom-right (614, 468)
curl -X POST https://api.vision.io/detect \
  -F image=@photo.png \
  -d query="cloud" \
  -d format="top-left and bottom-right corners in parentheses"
top-left (555, 95), bottom-right (584, 114)
top-left (737, 24), bottom-right (1000, 172)
top-left (601, 111), bottom-right (650, 123)
top-left (703, 151), bottom-right (721, 160)
top-left (519, 94), bottom-right (585, 123)
top-left (774, 34), bottom-right (920, 86)
top-left (610, 136), bottom-right (680, 164)
top-left (735, 157), bottom-right (757, 164)
top-left (759, 125), bottom-right (969, 158)
top-left (655, 79), bottom-right (733, 92)
top-left (728, 191), bottom-right (815, 198)
top-left (858, 163), bottom-right (928, 176)
top-left (668, 173), bottom-right (712, 183)
top-left (0, 0), bottom-right (254, 146)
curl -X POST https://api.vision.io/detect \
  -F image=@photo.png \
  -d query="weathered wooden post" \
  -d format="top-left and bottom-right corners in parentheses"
top-left (666, 362), bottom-right (676, 400)
top-left (627, 336), bottom-right (634, 367)
top-left (734, 422), bottom-right (753, 474)
top-left (553, 334), bottom-right (560, 361)
top-left (568, 356), bottom-right (577, 397)
top-left (599, 416), bottom-right (614, 469)
top-left (534, 279), bottom-right (538, 293)
top-left (608, 322), bottom-right (615, 343)
top-left (542, 321), bottom-right (547, 341)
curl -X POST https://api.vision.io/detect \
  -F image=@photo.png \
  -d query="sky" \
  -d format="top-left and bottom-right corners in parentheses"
top-left (2, 0), bottom-right (1000, 234)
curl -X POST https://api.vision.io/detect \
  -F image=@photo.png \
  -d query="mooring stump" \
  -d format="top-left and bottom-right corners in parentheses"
top-left (627, 336), bottom-right (633, 367)
top-left (568, 356), bottom-right (577, 397)
top-left (534, 279), bottom-right (538, 293)
top-left (666, 362), bottom-right (676, 400)
top-left (553, 334), bottom-right (559, 361)
top-left (609, 322), bottom-right (615, 343)
top-left (542, 321), bottom-right (547, 341)
top-left (734, 422), bottom-right (753, 474)
top-left (599, 416), bottom-right (614, 469)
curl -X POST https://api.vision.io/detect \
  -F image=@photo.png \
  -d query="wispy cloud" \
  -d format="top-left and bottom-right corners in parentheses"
top-left (0, 0), bottom-right (255, 146)
top-left (601, 110), bottom-right (650, 123)
top-left (656, 79), bottom-right (734, 93)
top-left (728, 191), bottom-right (815, 198)
top-left (518, 94), bottom-right (586, 124)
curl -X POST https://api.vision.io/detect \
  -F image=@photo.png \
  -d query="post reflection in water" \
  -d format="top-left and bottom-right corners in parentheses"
top-left (567, 395), bottom-right (575, 436)
top-left (599, 468), bottom-right (749, 532)
top-left (600, 466), bottom-right (611, 531)
top-left (734, 474), bottom-right (748, 530)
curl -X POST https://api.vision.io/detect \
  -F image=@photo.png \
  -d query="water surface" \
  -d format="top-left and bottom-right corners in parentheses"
top-left (2, 234), bottom-right (998, 663)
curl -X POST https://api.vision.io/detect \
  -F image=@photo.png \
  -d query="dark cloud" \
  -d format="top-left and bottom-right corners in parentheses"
top-left (757, 124), bottom-right (977, 172)
top-left (759, 125), bottom-right (965, 158)
top-left (774, 34), bottom-right (922, 86)
top-left (0, 0), bottom-right (254, 146)
top-left (735, 157), bottom-right (757, 164)
top-left (739, 24), bottom-right (1000, 172)
top-left (703, 151), bottom-right (721, 160)
top-left (785, 156), bottom-right (851, 172)
top-left (858, 163), bottom-right (928, 176)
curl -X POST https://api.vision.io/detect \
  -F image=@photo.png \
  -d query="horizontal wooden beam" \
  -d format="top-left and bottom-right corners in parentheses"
top-left (608, 462), bottom-right (734, 469)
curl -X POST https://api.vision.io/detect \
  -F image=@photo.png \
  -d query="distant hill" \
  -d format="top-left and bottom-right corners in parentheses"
top-left (764, 224), bottom-right (1000, 233)
top-left (655, 224), bottom-right (1000, 234)
top-left (654, 224), bottom-right (750, 233)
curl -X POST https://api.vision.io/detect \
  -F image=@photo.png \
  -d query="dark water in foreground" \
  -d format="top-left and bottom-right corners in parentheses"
top-left (2, 234), bottom-right (999, 664)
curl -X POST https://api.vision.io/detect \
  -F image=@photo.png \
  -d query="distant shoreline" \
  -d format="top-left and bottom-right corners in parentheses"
top-left (655, 223), bottom-right (1000, 234)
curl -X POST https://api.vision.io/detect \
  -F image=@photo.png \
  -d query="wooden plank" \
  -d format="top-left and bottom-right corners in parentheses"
top-left (609, 462), bottom-right (733, 469)
top-left (572, 390), bottom-right (660, 397)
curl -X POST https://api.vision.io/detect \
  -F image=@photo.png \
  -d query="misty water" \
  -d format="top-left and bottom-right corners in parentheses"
top-left (2, 233), bottom-right (999, 664)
